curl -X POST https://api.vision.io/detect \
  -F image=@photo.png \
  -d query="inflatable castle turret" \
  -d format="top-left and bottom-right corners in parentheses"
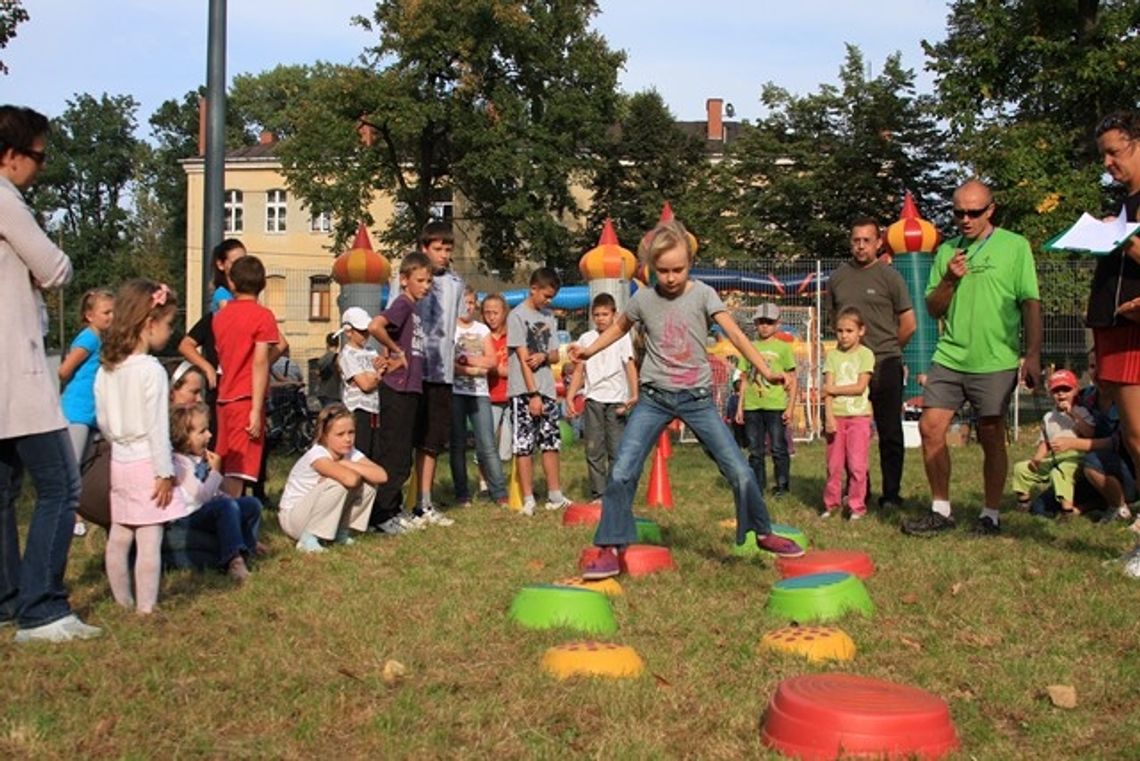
top-left (884, 192), bottom-right (941, 399)
top-left (332, 223), bottom-right (390, 320)
top-left (579, 219), bottom-right (637, 313)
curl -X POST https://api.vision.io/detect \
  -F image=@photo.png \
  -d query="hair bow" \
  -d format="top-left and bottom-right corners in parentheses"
top-left (151, 283), bottom-right (172, 308)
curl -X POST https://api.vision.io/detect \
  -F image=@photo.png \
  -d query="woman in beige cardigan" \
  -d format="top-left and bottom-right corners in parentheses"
top-left (0, 105), bottom-right (101, 643)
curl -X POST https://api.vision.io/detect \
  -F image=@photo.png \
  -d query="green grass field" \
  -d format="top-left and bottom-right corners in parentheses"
top-left (3, 437), bottom-right (1139, 759)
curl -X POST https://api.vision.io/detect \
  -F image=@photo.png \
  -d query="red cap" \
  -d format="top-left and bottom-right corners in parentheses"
top-left (1048, 369), bottom-right (1078, 392)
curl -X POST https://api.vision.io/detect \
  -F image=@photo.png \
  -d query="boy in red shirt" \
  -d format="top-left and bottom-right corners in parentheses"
top-left (213, 256), bottom-right (286, 496)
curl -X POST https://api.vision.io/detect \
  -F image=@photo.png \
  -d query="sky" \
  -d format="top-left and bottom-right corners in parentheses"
top-left (3, 0), bottom-right (953, 134)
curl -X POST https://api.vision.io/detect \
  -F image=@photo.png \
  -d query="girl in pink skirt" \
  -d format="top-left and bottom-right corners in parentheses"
top-left (95, 280), bottom-right (185, 614)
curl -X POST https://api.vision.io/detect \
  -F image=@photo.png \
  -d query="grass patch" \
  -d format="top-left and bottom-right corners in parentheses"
top-left (2, 438), bottom-right (1139, 758)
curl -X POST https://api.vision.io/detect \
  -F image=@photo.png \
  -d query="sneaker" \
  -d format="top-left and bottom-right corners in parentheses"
top-left (73, 520), bottom-right (87, 537)
top-left (376, 516), bottom-right (408, 535)
top-left (1124, 549), bottom-right (1140, 579)
top-left (334, 529), bottom-right (355, 546)
top-left (521, 500), bottom-right (535, 517)
top-left (757, 533), bottom-right (805, 558)
top-left (971, 516), bottom-right (1001, 536)
top-left (1115, 506), bottom-right (1133, 522)
top-left (770, 488), bottom-right (789, 497)
top-left (901, 511), bottom-right (956, 536)
top-left (544, 497), bottom-right (572, 511)
top-left (820, 507), bottom-right (839, 519)
top-left (582, 548), bottom-right (621, 580)
top-left (14, 614), bottom-right (103, 644)
top-left (418, 506), bottom-right (454, 527)
top-left (496, 498), bottom-right (510, 508)
top-left (879, 496), bottom-right (902, 511)
top-left (849, 510), bottom-right (866, 522)
top-left (399, 512), bottom-right (428, 531)
top-left (295, 533), bottom-right (326, 553)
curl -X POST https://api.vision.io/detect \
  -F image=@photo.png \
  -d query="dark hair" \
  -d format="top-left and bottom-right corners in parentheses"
top-left (170, 402), bottom-right (210, 454)
top-left (1096, 112), bottom-right (1140, 140)
top-left (529, 267), bottom-right (562, 290)
top-left (419, 221), bottom-right (454, 248)
top-left (211, 238), bottom-right (246, 289)
top-left (0, 105), bottom-right (50, 157)
top-left (400, 250), bottom-right (432, 277)
top-left (102, 280), bottom-right (180, 368)
top-left (78, 288), bottom-right (114, 326)
top-left (591, 293), bottom-right (616, 311)
top-left (229, 255), bottom-right (267, 295)
top-left (848, 216), bottom-right (880, 234)
top-left (314, 403), bottom-right (354, 445)
top-left (836, 306), bottom-right (865, 328)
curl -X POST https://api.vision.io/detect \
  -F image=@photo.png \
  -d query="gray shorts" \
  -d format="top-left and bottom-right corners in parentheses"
top-left (922, 362), bottom-right (1018, 419)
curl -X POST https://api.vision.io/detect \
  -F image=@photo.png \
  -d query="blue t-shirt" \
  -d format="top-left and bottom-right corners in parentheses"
top-left (60, 327), bottom-right (101, 427)
top-left (210, 286), bottom-right (234, 313)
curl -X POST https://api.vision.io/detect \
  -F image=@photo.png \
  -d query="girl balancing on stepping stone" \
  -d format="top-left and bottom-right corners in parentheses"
top-left (569, 220), bottom-right (806, 580)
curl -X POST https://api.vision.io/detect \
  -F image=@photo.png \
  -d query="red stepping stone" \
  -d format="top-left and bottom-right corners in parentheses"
top-left (776, 549), bottom-right (875, 580)
top-left (761, 673), bottom-right (959, 760)
top-left (578, 544), bottom-right (677, 577)
top-left (562, 502), bottom-right (603, 527)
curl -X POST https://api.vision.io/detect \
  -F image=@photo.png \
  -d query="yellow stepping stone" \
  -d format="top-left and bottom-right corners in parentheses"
top-left (553, 576), bottom-right (624, 597)
top-left (541, 641), bottom-right (644, 679)
top-left (759, 625), bottom-right (856, 663)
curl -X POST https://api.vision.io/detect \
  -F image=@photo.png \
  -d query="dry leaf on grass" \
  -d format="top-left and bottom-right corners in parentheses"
top-left (900, 593), bottom-right (919, 605)
top-left (652, 673), bottom-right (672, 689)
top-left (382, 659), bottom-right (407, 687)
top-left (338, 667), bottom-right (365, 683)
top-left (899, 635), bottom-right (923, 651)
top-left (950, 582), bottom-right (963, 596)
top-left (525, 559), bottom-right (545, 571)
top-left (1045, 684), bottom-right (1077, 709)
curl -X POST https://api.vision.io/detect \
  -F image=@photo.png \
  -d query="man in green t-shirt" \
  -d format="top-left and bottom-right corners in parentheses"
top-left (736, 303), bottom-right (798, 495)
top-left (903, 180), bottom-right (1042, 538)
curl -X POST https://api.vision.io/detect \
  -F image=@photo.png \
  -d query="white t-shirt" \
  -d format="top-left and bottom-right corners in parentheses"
top-left (578, 330), bottom-right (634, 404)
top-left (453, 320), bottom-right (491, 397)
top-left (338, 344), bottom-right (380, 414)
top-left (1040, 408), bottom-right (1094, 443)
top-left (279, 444), bottom-right (366, 512)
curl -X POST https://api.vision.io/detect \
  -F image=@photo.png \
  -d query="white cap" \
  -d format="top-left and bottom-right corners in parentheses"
top-left (334, 306), bottom-right (372, 337)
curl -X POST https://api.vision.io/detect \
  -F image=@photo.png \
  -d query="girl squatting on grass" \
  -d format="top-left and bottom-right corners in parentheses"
top-left (571, 220), bottom-right (805, 580)
top-left (95, 279), bottom-right (186, 615)
top-left (821, 307), bottom-right (875, 520)
top-left (278, 404), bottom-right (387, 552)
top-left (58, 287), bottom-right (114, 538)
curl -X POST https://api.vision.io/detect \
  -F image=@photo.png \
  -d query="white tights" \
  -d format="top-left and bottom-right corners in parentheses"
top-left (105, 523), bottom-right (164, 614)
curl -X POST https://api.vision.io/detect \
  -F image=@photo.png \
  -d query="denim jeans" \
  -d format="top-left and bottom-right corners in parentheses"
top-left (450, 394), bottom-right (507, 501)
top-left (744, 409), bottom-right (789, 493)
top-left (594, 385), bottom-right (772, 547)
top-left (170, 495), bottom-right (261, 568)
top-left (0, 428), bottom-right (81, 627)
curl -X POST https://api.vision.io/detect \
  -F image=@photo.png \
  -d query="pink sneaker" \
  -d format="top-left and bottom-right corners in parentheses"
top-left (757, 533), bottom-right (805, 558)
top-left (582, 548), bottom-right (621, 580)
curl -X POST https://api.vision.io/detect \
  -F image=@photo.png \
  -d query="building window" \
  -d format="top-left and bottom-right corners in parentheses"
top-left (309, 210), bottom-right (333, 233)
top-left (309, 275), bottom-right (331, 321)
top-left (266, 189), bottom-right (287, 233)
top-left (264, 274), bottom-right (286, 321)
top-left (224, 190), bottom-right (243, 233)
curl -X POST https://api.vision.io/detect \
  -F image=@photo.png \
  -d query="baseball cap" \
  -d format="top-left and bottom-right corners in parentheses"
top-left (334, 306), bottom-right (372, 337)
top-left (1047, 369), bottom-right (1078, 391)
top-left (753, 303), bottom-right (781, 322)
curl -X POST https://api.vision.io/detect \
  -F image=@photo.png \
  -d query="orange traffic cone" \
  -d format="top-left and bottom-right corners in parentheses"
top-left (507, 458), bottom-right (525, 512)
top-left (646, 441), bottom-right (674, 509)
top-left (658, 426), bottom-right (673, 459)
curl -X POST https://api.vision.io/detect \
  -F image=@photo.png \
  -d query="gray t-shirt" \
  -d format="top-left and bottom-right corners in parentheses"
top-left (626, 280), bottom-right (726, 391)
top-left (506, 302), bottom-right (559, 399)
top-left (827, 259), bottom-right (913, 359)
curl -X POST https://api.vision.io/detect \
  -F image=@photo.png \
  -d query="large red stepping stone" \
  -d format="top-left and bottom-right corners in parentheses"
top-left (562, 502), bottom-right (603, 526)
top-left (578, 544), bottom-right (676, 577)
top-left (761, 673), bottom-right (959, 760)
top-left (776, 549), bottom-right (875, 580)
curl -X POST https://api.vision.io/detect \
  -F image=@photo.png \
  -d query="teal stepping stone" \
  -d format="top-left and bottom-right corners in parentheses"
top-left (766, 571), bottom-right (875, 622)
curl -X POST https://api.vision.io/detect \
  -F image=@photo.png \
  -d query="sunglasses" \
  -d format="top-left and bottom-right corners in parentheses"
top-left (951, 204), bottom-right (991, 220)
top-left (18, 147), bottom-right (47, 165)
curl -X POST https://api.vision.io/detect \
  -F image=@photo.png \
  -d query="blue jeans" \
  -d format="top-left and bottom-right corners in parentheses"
top-left (594, 386), bottom-right (772, 547)
top-left (450, 394), bottom-right (507, 501)
top-left (170, 496), bottom-right (261, 569)
top-left (744, 409), bottom-right (789, 493)
top-left (0, 428), bottom-right (81, 627)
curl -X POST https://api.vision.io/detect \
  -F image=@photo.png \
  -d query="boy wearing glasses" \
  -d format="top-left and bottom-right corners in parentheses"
top-left (904, 179), bottom-right (1042, 537)
top-left (735, 303), bottom-right (798, 496)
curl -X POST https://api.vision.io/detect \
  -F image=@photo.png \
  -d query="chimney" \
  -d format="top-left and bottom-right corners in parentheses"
top-left (706, 98), bottom-right (723, 142)
top-left (258, 130), bottom-right (276, 146)
top-left (197, 96), bottom-right (206, 157)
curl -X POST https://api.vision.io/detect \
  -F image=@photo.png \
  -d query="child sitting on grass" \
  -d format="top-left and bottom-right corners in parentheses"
top-left (1012, 369), bottom-right (1094, 515)
top-left (279, 404), bottom-right (387, 552)
top-left (570, 220), bottom-right (804, 580)
top-left (170, 402), bottom-right (261, 582)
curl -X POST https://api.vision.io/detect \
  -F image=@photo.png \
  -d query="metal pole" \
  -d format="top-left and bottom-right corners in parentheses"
top-left (202, 0), bottom-right (227, 316)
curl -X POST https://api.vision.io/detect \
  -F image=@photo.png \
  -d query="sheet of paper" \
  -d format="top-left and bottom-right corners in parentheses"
top-left (1047, 210), bottom-right (1140, 254)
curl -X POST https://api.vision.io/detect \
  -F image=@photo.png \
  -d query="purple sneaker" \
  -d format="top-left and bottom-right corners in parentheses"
top-left (757, 533), bottom-right (805, 558)
top-left (582, 548), bottom-right (621, 580)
